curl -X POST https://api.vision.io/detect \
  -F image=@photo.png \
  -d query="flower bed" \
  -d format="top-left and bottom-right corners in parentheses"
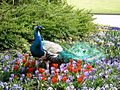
top-left (0, 52), bottom-right (120, 90)
top-left (0, 25), bottom-right (120, 89)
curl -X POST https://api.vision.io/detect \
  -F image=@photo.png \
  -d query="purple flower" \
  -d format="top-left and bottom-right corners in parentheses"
top-left (12, 60), bottom-right (16, 64)
top-left (99, 73), bottom-right (103, 77)
top-left (51, 67), bottom-right (55, 71)
top-left (93, 75), bottom-right (97, 80)
top-left (89, 76), bottom-right (93, 81)
top-left (99, 65), bottom-right (104, 69)
top-left (64, 70), bottom-right (68, 74)
top-left (108, 69), bottom-right (112, 74)
top-left (66, 79), bottom-right (70, 84)
top-left (58, 75), bottom-right (62, 81)
top-left (117, 42), bottom-right (120, 46)
top-left (114, 75), bottom-right (118, 79)
top-left (45, 70), bottom-right (49, 74)
top-left (60, 67), bottom-right (64, 72)
top-left (21, 74), bottom-right (25, 78)
top-left (4, 86), bottom-right (9, 90)
top-left (35, 70), bottom-right (39, 75)
top-left (91, 68), bottom-right (96, 73)
top-left (101, 86), bottom-right (105, 90)
top-left (47, 77), bottom-right (51, 82)
top-left (7, 61), bottom-right (10, 65)
top-left (12, 84), bottom-right (19, 89)
top-left (84, 72), bottom-right (89, 77)
top-left (21, 67), bottom-right (25, 73)
top-left (60, 64), bottom-right (65, 68)
top-left (9, 77), bottom-right (13, 82)
top-left (1, 60), bottom-right (4, 64)
top-left (17, 54), bottom-right (22, 59)
top-left (105, 70), bottom-right (109, 74)
top-left (4, 55), bottom-right (9, 60)
top-left (68, 75), bottom-right (73, 81)
top-left (66, 86), bottom-right (71, 90)
top-left (20, 77), bottom-right (23, 82)
top-left (112, 61), bottom-right (118, 67)
top-left (38, 75), bottom-right (41, 80)
top-left (3, 67), bottom-right (8, 72)
top-left (105, 75), bottom-right (108, 79)
top-left (117, 66), bottom-right (120, 72)
top-left (95, 61), bottom-right (100, 65)
top-left (10, 74), bottom-right (14, 78)
top-left (56, 69), bottom-right (60, 73)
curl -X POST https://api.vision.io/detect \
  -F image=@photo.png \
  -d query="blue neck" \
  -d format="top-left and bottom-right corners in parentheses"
top-left (34, 30), bottom-right (44, 52)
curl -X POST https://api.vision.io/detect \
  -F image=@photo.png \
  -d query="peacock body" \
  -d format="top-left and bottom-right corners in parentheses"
top-left (30, 26), bottom-right (105, 64)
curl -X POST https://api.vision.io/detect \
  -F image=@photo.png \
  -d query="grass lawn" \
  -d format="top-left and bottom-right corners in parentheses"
top-left (67, 0), bottom-right (120, 14)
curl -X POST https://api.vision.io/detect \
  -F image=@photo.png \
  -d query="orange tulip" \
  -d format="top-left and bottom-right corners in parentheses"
top-left (38, 68), bottom-right (44, 73)
top-left (51, 77), bottom-right (57, 84)
top-left (77, 66), bottom-right (81, 71)
top-left (73, 68), bottom-right (78, 73)
top-left (77, 74), bottom-right (84, 83)
top-left (84, 69), bottom-right (88, 72)
top-left (76, 63), bottom-right (81, 67)
top-left (69, 59), bottom-right (73, 63)
top-left (69, 67), bottom-right (73, 72)
top-left (62, 76), bottom-right (67, 82)
top-left (52, 63), bottom-right (58, 68)
top-left (41, 76), bottom-right (46, 81)
top-left (77, 60), bottom-right (82, 64)
top-left (86, 64), bottom-right (92, 71)
top-left (26, 73), bottom-right (32, 78)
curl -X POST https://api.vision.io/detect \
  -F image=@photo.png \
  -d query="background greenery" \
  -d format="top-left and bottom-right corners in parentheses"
top-left (0, 0), bottom-right (96, 51)
top-left (67, 0), bottom-right (120, 14)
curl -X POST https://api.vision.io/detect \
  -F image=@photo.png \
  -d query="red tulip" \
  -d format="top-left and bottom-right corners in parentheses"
top-left (41, 76), bottom-right (46, 81)
top-left (77, 60), bottom-right (82, 64)
top-left (31, 60), bottom-right (35, 66)
top-left (69, 59), bottom-right (73, 63)
top-left (26, 73), bottom-right (32, 78)
top-left (22, 58), bottom-right (26, 64)
top-left (13, 65), bottom-right (19, 71)
top-left (38, 68), bottom-right (44, 73)
top-left (15, 60), bottom-right (20, 65)
top-left (73, 68), bottom-right (78, 73)
top-left (51, 77), bottom-right (57, 84)
top-left (77, 74), bottom-right (84, 83)
top-left (52, 63), bottom-right (58, 68)
top-left (27, 67), bottom-right (34, 73)
top-left (62, 76), bottom-right (67, 82)
top-left (24, 54), bottom-right (29, 59)
top-left (86, 64), bottom-right (92, 71)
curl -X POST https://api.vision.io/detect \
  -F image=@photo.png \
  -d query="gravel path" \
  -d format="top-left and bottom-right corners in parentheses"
top-left (93, 15), bottom-right (120, 27)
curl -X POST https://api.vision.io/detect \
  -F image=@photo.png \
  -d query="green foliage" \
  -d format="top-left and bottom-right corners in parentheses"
top-left (0, 0), bottom-right (96, 50)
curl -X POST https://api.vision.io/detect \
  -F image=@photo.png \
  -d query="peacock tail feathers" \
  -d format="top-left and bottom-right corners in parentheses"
top-left (59, 42), bottom-right (106, 63)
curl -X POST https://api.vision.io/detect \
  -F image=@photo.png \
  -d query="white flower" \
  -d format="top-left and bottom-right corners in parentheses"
top-left (96, 87), bottom-right (100, 90)
top-left (47, 87), bottom-right (53, 90)
top-left (104, 84), bottom-right (109, 88)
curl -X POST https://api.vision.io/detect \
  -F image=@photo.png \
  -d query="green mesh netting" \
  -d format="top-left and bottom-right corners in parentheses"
top-left (59, 42), bottom-right (106, 63)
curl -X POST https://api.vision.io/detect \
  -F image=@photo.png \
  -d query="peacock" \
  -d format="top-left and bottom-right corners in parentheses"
top-left (30, 25), bottom-right (105, 69)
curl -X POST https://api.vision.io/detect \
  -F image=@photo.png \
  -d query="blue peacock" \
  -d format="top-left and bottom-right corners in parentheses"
top-left (30, 25), bottom-right (105, 68)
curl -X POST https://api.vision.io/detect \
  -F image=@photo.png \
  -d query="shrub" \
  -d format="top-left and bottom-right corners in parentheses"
top-left (0, 0), bottom-right (96, 50)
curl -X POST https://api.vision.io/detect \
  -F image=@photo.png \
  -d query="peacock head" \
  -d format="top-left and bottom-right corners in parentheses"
top-left (35, 25), bottom-right (45, 31)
